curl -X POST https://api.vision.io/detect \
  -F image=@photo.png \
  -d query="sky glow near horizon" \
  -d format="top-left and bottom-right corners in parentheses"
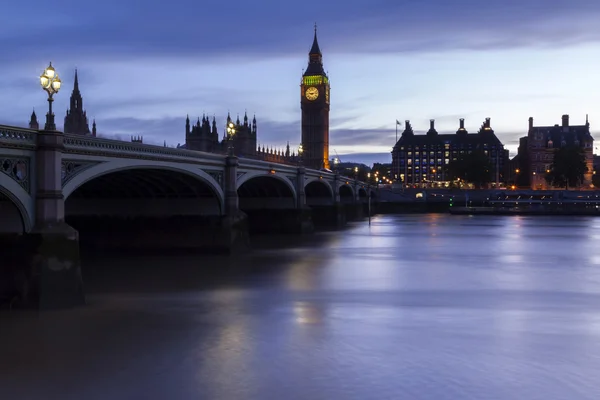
top-left (3, 0), bottom-right (600, 164)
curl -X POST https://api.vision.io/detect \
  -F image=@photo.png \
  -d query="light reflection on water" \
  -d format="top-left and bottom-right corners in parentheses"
top-left (2, 214), bottom-right (600, 399)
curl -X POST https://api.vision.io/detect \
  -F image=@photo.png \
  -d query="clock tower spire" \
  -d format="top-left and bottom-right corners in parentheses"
top-left (301, 24), bottom-right (330, 170)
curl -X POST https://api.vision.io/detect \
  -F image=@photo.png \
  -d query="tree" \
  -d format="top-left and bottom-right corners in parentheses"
top-left (445, 150), bottom-right (492, 188)
top-left (545, 146), bottom-right (587, 189)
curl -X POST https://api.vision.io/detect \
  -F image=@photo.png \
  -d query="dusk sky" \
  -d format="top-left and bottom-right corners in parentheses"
top-left (3, 0), bottom-right (600, 164)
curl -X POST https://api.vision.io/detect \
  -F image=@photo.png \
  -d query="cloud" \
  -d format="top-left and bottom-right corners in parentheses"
top-left (4, 0), bottom-right (600, 66)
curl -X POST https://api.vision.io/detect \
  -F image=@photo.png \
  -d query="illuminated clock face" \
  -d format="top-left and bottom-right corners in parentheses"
top-left (305, 86), bottom-right (319, 101)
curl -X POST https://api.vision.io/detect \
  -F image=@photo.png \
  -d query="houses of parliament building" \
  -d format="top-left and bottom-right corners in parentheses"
top-left (181, 26), bottom-right (331, 169)
top-left (26, 27), bottom-right (333, 171)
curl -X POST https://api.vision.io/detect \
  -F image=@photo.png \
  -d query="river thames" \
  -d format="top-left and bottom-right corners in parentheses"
top-left (2, 214), bottom-right (600, 399)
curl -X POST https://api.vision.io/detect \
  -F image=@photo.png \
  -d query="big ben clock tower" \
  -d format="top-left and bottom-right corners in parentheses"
top-left (301, 25), bottom-right (330, 170)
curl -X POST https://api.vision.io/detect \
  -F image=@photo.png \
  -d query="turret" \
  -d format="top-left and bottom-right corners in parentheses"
top-left (64, 68), bottom-right (91, 135)
top-left (92, 119), bottom-right (97, 137)
top-left (528, 117), bottom-right (534, 131)
top-left (185, 114), bottom-right (190, 135)
top-left (29, 109), bottom-right (39, 130)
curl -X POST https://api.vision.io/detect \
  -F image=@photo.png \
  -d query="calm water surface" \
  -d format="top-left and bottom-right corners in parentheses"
top-left (2, 214), bottom-right (600, 399)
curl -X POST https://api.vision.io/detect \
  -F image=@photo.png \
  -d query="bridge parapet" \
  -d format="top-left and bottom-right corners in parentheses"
top-left (63, 134), bottom-right (226, 164)
top-left (0, 125), bottom-right (37, 149)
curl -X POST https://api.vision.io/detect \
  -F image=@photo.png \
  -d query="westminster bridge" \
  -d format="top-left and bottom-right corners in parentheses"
top-left (0, 125), bottom-right (374, 309)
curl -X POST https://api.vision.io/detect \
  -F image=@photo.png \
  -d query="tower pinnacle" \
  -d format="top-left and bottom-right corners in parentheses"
top-left (310, 23), bottom-right (321, 55)
top-left (64, 69), bottom-right (91, 135)
top-left (74, 68), bottom-right (79, 92)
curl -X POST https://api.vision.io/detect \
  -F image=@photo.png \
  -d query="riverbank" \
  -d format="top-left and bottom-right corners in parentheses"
top-left (449, 206), bottom-right (600, 216)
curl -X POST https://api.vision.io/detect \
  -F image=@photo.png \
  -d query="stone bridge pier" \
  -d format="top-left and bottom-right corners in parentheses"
top-left (0, 130), bottom-right (86, 309)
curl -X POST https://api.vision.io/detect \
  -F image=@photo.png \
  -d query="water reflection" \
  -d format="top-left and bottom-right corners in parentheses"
top-left (2, 214), bottom-right (600, 399)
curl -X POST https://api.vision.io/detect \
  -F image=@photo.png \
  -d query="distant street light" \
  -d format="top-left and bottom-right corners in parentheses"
top-left (226, 122), bottom-right (236, 155)
top-left (354, 166), bottom-right (358, 180)
top-left (39, 62), bottom-right (62, 131)
top-left (333, 157), bottom-right (339, 173)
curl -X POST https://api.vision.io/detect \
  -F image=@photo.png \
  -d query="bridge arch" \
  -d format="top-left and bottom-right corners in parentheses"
top-left (237, 171), bottom-right (298, 233)
top-left (305, 178), bottom-right (334, 206)
top-left (358, 187), bottom-right (367, 198)
top-left (236, 171), bottom-right (297, 200)
top-left (63, 160), bottom-right (225, 212)
top-left (339, 183), bottom-right (355, 204)
top-left (0, 174), bottom-right (33, 232)
top-left (62, 160), bottom-right (228, 252)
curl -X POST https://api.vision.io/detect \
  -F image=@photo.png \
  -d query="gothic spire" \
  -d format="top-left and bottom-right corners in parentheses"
top-left (74, 69), bottom-right (80, 93)
top-left (64, 69), bottom-right (91, 135)
top-left (304, 25), bottom-right (325, 76)
top-left (29, 108), bottom-right (39, 130)
top-left (310, 23), bottom-right (321, 55)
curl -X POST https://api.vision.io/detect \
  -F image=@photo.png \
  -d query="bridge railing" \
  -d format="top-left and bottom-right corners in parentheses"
top-left (0, 125), bottom-right (37, 149)
top-left (63, 134), bottom-right (227, 163)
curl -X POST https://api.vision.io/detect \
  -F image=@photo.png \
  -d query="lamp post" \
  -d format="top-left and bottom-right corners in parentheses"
top-left (39, 62), bottom-right (62, 131)
top-left (354, 166), bottom-right (358, 180)
top-left (298, 143), bottom-right (303, 166)
top-left (226, 122), bottom-right (236, 156)
top-left (333, 157), bottom-right (339, 173)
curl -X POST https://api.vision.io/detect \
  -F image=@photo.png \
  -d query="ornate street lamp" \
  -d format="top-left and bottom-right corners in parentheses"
top-left (39, 62), bottom-right (62, 131)
top-left (298, 143), bottom-right (303, 166)
top-left (226, 122), bottom-right (236, 155)
top-left (333, 157), bottom-right (339, 173)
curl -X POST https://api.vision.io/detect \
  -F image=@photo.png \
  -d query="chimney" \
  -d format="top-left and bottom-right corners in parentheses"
top-left (485, 117), bottom-right (491, 128)
top-left (459, 118), bottom-right (465, 130)
top-left (430, 119), bottom-right (435, 130)
top-left (405, 120), bottom-right (410, 126)
top-left (562, 114), bottom-right (569, 127)
top-left (528, 117), bottom-right (533, 130)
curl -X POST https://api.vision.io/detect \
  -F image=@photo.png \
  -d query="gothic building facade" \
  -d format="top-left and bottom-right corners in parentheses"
top-left (391, 118), bottom-right (508, 186)
top-left (185, 112), bottom-right (257, 157)
top-left (182, 27), bottom-right (330, 168)
top-left (64, 70), bottom-right (96, 136)
top-left (300, 26), bottom-right (330, 170)
top-left (182, 112), bottom-right (298, 163)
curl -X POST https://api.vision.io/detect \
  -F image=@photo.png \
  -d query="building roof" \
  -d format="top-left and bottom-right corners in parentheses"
top-left (531, 124), bottom-right (593, 147)
top-left (392, 119), bottom-right (504, 151)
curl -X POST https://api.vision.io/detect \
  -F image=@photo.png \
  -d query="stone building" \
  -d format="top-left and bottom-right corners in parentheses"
top-left (391, 118), bottom-right (508, 186)
top-left (517, 114), bottom-right (594, 189)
